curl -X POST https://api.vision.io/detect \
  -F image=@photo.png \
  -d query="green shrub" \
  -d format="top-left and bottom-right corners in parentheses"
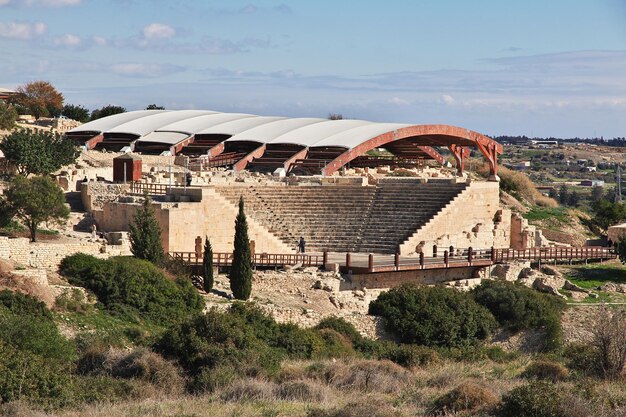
top-left (0, 341), bottom-right (74, 409)
top-left (521, 359), bottom-right (569, 382)
top-left (315, 316), bottom-right (363, 344)
top-left (0, 292), bottom-right (75, 362)
top-left (378, 342), bottom-right (441, 368)
top-left (562, 343), bottom-right (601, 376)
top-left (472, 280), bottom-right (565, 350)
top-left (0, 290), bottom-right (52, 320)
top-left (498, 382), bottom-right (566, 417)
top-left (431, 382), bottom-right (498, 415)
top-left (155, 308), bottom-right (281, 377)
top-left (369, 284), bottom-right (497, 348)
top-left (72, 375), bottom-right (141, 405)
top-left (60, 254), bottom-right (203, 325)
top-left (189, 365), bottom-right (237, 394)
top-left (317, 328), bottom-right (355, 358)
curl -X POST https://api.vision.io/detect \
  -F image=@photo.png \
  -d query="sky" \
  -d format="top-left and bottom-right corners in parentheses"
top-left (1, 0), bottom-right (625, 138)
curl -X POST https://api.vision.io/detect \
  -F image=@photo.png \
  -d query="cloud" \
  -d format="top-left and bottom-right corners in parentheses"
top-left (93, 36), bottom-right (107, 46)
top-left (237, 3), bottom-right (292, 14)
top-left (0, 21), bottom-right (46, 39)
top-left (387, 96), bottom-right (411, 106)
top-left (142, 23), bottom-right (175, 40)
top-left (109, 62), bottom-right (184, 77)
top-left (53, 33), bottom-right (81, 47)
top-left (440, 94), bottom-right (456, 105)
top-left (0, 0), bottom-right (81, 7)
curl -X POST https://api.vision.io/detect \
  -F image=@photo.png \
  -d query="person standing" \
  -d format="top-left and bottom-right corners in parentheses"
top-left (299, 236), bottom-right (306, 253)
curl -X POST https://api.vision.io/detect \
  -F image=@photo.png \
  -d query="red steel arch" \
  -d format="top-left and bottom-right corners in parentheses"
top-left (321, 124), bottom-right (502, 179)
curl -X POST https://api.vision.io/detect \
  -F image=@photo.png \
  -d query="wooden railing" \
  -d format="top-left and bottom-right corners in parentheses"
top-left (129, 182), bottom-right (169, 195)
top-left (168, 251), bottom-right (324, 268)
top-left (170, 246), bottom-right (615, 273)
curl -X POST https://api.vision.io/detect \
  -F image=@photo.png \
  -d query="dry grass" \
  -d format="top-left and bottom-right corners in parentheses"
top-left (7, 356), bottom-right (624, 417)
top-left (477, 163), bottom-right (558, 208)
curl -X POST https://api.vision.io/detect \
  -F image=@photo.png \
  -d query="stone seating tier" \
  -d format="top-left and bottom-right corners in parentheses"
top-left (215, 182), bottom-right (467, 254)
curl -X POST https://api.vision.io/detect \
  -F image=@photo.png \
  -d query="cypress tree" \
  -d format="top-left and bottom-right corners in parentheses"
top-left (129, 194), bottom-right (163, 264)
top-left (202, 236), bottom-right (214, 293)
top-left (230, 196), bottom-right (252, 300)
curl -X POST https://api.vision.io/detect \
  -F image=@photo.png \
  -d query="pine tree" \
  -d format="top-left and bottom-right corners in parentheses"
top-left (202, 236), bottom-right (214, 293)
top-left (129, 194), bottom-right (163, 264)
top-left (230, 196), bottom-right (252, 300)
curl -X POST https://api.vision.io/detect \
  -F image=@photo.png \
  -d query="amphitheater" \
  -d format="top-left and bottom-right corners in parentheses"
top-left (66, 109), bottom-right (568, 285)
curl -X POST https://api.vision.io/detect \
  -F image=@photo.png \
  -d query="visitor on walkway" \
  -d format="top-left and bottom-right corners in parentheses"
top-left (299, 236), bottom-right (306, 253)
top-left (185, 172), bottom-right (192, 186)
top-left (91, 223), bottom-right (97, 240)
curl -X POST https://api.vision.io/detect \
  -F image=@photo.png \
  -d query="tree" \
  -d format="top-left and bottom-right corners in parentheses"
top-left (202, 237), bottom-right (214, 293)
top-left (61, 104), bottom-right (90, 123)
top-left (566, 190), bottom-right (580, 207)
top-left (146, 104), bottom-right (165, 110)
top-left (558, 184), bottom-right (568, 205)
top-left (10, 81), bottom-right (63, 120)
top-left (547, 187), bottom-right (558, 200)
top-left (328, 113), bottom-right (343, 120)
top-left (0, 129), bottom-right (80, 176)
top-left (128, 195), bottom-right (164, 264)
top-left (230, 197), bottom-right (252, 300)
top-left (591, 307), bottom-right (626, 379)
top-left (0, 176), bottom-right (69, 242)
top-left (590, 199), bottom-right (626, 233)
top-left (590, 185), bottom-right (604, 202)
top-left (90, 105), bottom-right (126, 121)
top-left (0, 101), bottom-right (17, 130)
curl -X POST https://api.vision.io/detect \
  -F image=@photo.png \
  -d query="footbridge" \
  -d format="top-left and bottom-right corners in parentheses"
top-left (170, 246), bottom-right (616, 274)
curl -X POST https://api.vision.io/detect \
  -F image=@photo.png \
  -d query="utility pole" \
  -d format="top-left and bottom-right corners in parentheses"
top-left (617, 164), bottom-right (622, 202)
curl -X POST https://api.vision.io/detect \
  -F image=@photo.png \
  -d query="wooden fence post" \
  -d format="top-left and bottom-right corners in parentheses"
top-left (368, 254), bottom-right (374, 272)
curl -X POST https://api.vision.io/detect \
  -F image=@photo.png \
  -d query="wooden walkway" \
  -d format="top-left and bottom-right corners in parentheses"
top-left (169, 246), bottom-right (616, 274)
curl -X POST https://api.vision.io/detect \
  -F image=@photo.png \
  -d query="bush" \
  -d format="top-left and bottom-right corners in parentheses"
top-left (0, 292), bottom-right (75, 362)
top-left (431, 382), bottom-right (498, 415)
top-left (472, 280), bottom-right (565, 350)
top-left (189, 365), bottom-right (237, 394)
top-left (369, 284), bottom-right (497, 348)
top-left (0, 289), bottom-right (52, 320)
top-left (498, 381), bottom-right (566, 417)
top-left (155, 308), bottom-right (281, 377)
top-left (521, 359), bottom-right (569, 382)
top-left (315, 316), bottom-right (363, 344)
top-left (219, 378), bottom-right (276, 402)
top-left (60, 254), bottom-right (203, 325)
top-left (378, 342), bottom-right (441, 368)
top-left (276, 380), bottom-right (329, 402)
top-left (563, 343), bottom-right (601, 376)
top-left (0, 341), bottom-right (74, 409)
top-left (591, 307), bottom-right (626, 380)
top-left (307, 359), bottom-right (410, 394)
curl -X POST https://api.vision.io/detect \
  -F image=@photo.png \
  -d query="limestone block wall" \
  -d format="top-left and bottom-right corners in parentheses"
top-left (510, 213), bottom-right (546, 250)
top-left (93, 188), bottom-right (293, 254)
top-left (164, 188), bottom-right (293, 253)
top-left (399, 181), bottom-right (510, 255)
top-left (0, 237), bottom-right (111, 270)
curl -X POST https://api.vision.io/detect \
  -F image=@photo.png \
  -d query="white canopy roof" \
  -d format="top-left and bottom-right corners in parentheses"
top-left (67, 110), bottom-right (167, 134)
top-left (155, 113), bottom-right (255, 135)
top-left (106, 110), bottom-right (215, 136)
top-left (196, 116), bottom-right (285, 136)
top-left (226, 118), bottom-right (326, 144)
top-left (66, 110), bottom-right (417, 150)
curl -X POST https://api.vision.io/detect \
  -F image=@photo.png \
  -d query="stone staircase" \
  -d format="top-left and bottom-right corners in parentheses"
top-left (215, 180), bottom-right (468, 254)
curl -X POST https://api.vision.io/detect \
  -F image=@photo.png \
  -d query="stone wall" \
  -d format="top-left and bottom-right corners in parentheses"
top-left (510, 213), bottom-right (547, 250)
top-left (349, 266), bottom-right (481, 290)
top-left (0, 236), bottom-right (111, 270)
top-left (93, 187), bottom-right (293, 254)
top-left (399, 181), bottom-right (511, 255)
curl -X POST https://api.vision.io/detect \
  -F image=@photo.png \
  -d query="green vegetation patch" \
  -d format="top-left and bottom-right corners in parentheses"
top-left (60, 254), bottom-right (204, 325)
top-left (523, 207), bottom-right (570, 225)
top-left (564, 263), bottom-right (626, 289)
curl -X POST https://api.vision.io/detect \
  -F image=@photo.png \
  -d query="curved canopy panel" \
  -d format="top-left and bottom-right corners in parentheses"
top-left (68, 110), bottom-right (168, 134)
top-left (106, 110), bottom-right (215, 137)
top-left (135, 131), bottom-right (189, 145)
top-left (268, 119), bottom-right (375, 147)
top-left (312, 123), bottom-right (410, 150)
top-left (226, 118), bottom-right (326, 144)
top-left (155, 113), bottom-right (255, 135)
top-left (196, 116), bottom-right (285, 136)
